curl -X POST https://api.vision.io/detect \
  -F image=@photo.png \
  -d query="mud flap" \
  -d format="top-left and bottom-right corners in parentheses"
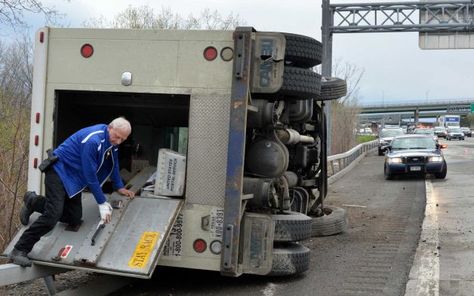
top-left (240, 212), bottom-right (274, 275)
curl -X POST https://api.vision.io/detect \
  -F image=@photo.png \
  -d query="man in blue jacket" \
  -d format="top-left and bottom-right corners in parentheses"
top-left (9, 117), bottom-right (135, 267)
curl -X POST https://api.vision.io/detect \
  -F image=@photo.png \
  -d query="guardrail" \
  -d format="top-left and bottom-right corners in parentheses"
top-left (328, 140), bottom-right (378, 177)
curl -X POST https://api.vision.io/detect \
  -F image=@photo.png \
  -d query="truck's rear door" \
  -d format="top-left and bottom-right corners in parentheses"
top-left (3, 167), bottom-right (183, 279)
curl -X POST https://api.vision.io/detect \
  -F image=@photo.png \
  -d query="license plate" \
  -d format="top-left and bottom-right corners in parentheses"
top-left (410, 166), bottom-right (421, 171)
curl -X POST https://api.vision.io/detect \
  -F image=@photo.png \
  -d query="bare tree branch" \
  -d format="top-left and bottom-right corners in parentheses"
top-left (82, 6), bottom-right (245, 30)
top-left (0, 0), bottom-right (59, 29)
top-left (330, 60), bottom-right (365, 153)
top-left (0, 37), bottom-right (31, 249)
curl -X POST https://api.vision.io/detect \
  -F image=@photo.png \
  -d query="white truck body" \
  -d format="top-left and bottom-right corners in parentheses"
top-left (438, 114), bottom-right (461, 128)
top-left (3, 26), bottom-right (325, 279)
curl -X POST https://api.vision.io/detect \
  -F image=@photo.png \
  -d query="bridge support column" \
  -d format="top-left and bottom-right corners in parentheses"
top-left (414, 108), bottom-right (419, 126)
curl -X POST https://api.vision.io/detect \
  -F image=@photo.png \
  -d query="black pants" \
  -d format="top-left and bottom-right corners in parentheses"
top-left (15, 169), bottom-right (82, 253)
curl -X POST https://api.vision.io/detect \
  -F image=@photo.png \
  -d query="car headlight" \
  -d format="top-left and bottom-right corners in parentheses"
top-left (429, 156), bottom-right (443, 162)
top-left (388, 157), bottom-right (403, 164)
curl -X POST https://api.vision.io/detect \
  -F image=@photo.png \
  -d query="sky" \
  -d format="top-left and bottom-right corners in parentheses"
top-left (3, 0), bottom-right (474, 106)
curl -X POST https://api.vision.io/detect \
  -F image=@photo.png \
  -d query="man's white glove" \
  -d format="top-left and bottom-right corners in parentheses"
top-left (98, 202), bottom-right (113, 223)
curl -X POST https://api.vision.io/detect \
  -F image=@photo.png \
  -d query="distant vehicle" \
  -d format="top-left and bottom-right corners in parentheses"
top-left (446, 127), bottom-right (465, 141)
top-left (384, 135), bottom-right (447, 180)
top-left (413, 128), bottom-right (438, 142)
top-left (357, 127), bottom-right (373, 135)
top-left (438, 114), bottom-right (460, 129)
top-left (378, 128), bottom-right (405, 156)
top-left (433, 126), bottom-right (447, 138)
top-left (383, 124), bottom-right (401, 129)
top-left (460, 127), bottom-right (472, 137)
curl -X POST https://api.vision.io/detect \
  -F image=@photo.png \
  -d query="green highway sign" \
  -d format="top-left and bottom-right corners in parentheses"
top-left (471, 103), bottom-right (474, 113)
top-left (447, 104), bottom-right (470, 114)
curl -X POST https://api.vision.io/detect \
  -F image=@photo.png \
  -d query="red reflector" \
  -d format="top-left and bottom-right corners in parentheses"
top-left (80, 44), bottom-right (94, 58)
top-left (34, 135), bottom-right (39, 146)
top-left (40, 32), bottom-right (44, 43)
top-left (203, 46), bottom-right (218, 61)
top-left (193, 239), bottom-right (207, 253)
top-left (33, 158), bottom-right (38, 168)
top-left (36, 112), bottom-right (40, 124)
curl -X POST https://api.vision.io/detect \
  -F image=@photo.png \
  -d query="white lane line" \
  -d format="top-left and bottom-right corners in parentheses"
top-left (404, 180), bottom-right (440, 296)
top-left (262, 282), bottom-right (277, 296)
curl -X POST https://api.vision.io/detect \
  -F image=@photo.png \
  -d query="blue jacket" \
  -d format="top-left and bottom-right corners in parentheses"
top-left (53, 124), bottom-right (124, 204)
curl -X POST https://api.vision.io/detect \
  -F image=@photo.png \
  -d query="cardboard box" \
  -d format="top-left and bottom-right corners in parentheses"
top-left (154, 149), bottom-right (186, 196)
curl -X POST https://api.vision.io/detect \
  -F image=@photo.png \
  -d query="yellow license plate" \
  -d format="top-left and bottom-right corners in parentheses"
top-left (128, 231), bottom-right (160, 269)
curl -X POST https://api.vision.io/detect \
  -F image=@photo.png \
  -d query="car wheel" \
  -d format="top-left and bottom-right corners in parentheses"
top-left (435, 162), bottom-right (447, 179)
top-left (378, 148), bottom-right (384, 156)
top-left (384, 164), bottom-right (393, 180)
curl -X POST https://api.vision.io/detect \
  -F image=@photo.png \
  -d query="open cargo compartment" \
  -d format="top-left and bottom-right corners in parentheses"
top-left (3, 90), bottom-right (190, 278)
top-left (54, 90), bottom-right (190, 168)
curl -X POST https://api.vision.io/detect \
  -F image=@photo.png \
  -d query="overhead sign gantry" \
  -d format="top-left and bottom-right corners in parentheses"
top-left (321, 0), bottom-right (474, 148)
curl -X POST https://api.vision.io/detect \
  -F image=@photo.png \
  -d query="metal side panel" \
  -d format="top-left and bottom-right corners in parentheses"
top-left (186, 92), bottom-right (230, 207)
top-left (3, 195), bottom-right (183, 279)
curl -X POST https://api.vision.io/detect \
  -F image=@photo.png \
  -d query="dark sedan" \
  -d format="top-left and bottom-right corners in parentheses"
top-left (446, 127), bottom-right (465, 141)
top-left (384, 135), bottom-right (447, 180)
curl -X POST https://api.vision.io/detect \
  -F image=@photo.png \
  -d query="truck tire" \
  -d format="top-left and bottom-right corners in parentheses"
top-left (279, 66), bottom-right (321, 99)
top-left (283, 33), bottom-right (322, 68)
top-left (316, 77), bottom-right (347, 101)
top-left (268, 242), bottom-right (310, 276)
top-left (310, 206), bottom-right (347, 237)
top-left (272, 211), bottom-right (312, 242)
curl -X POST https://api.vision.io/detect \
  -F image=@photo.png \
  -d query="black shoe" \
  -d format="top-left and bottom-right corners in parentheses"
top-left (9, 248), bottom-right (32, 267)
top-left (20, 191), bottom-right (37, 226)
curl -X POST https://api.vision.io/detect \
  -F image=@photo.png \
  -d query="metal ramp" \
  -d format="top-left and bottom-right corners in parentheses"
top-left (2, 167), bottom-right (183, 279)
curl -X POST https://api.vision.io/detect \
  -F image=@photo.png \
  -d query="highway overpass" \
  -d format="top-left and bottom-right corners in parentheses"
top-left (359, 99), bottom-right (474, 125)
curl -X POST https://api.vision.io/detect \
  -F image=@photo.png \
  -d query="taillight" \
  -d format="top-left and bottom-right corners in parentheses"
top-left (80, 44), bottom-right (94, 58)
top-left (33, 158), bottom-right (38, 168)
top-left (193, 239), bottom-right (207, 253)
top-left (34, 135), bottom-right (39, 146)
top-left (39, 32), bottom-right (44, 43)
top-left (203, 46), bottom-right (218, 61)
top-left (36, 112), bottom-right (40, 124)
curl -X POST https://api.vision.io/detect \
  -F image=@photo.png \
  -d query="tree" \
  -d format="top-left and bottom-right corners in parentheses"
top-left (82, 6), bottom-right (245, 30)
top-left (0, 37), bottom-right (32, 250)
top-left (0, 0), bottom-right (58, 29)
top-left (329, 60), bottom-right (365, 154)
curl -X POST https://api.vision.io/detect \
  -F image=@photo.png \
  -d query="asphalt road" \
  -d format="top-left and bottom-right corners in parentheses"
top-left (111, 146), bottom-right (429, 296)
top-left (7, 137), bottom-right (470, 296)
top-left (406, 136), bottom-right (474, 296)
